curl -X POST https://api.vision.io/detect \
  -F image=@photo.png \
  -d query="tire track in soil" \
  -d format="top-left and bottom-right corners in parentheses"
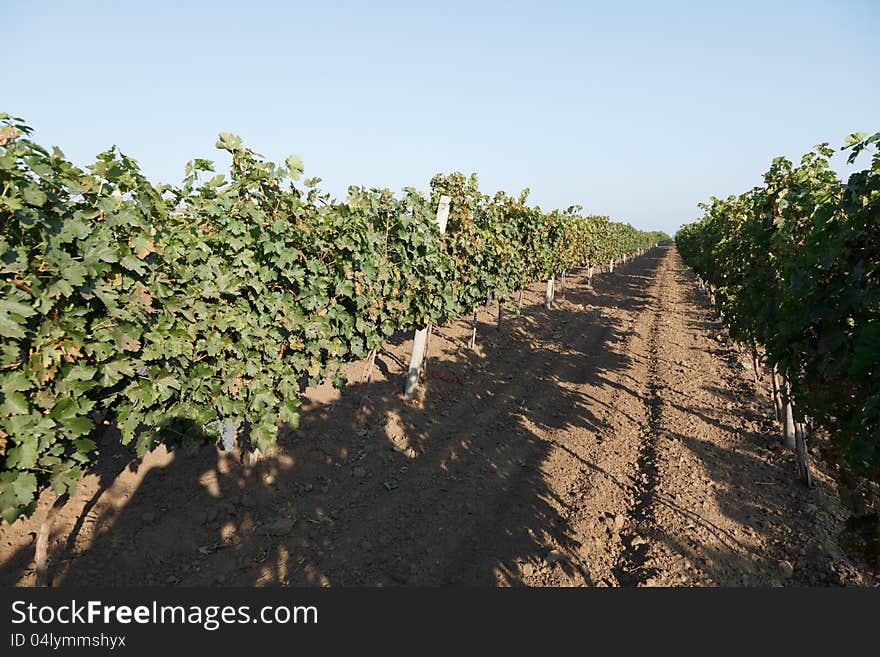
top-left (612, 281), bottom-right (664, 586)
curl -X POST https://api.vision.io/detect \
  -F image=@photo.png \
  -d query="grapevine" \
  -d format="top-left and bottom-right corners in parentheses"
top-left (0, 114), bottom-right (667, 525)
top-left (676, 132), bottom-right (880, 562)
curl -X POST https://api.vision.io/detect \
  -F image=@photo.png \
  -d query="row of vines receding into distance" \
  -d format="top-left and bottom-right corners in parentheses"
top-left (676, 131), bottom-right (880, 565)
top-left (0, 113), bottom-right (668, 526)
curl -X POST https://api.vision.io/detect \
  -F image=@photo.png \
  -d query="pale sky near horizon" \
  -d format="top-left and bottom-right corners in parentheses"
top-left (3, 0), bottom-right (878, 236)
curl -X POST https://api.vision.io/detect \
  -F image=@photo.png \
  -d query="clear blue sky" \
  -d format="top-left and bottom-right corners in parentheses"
top-left (3, 0), bottom-right (878, 236)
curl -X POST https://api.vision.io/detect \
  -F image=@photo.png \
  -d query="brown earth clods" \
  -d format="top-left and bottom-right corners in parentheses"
top-left (1, 245), bottom-right (876, 587)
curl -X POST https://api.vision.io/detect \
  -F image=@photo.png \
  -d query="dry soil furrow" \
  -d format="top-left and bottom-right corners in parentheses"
top-left (521, 246), bottom-right (875, 587)
top-left (517, 252), bottom-right (662, 586)
top-left (599, 248), bottom-right (870, 586)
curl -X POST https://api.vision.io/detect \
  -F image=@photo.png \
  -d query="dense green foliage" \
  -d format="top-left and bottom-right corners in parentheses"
top-left (0, 115), bottom-right (665, 524)
top-left (676, 133), bottom-right (879, 558)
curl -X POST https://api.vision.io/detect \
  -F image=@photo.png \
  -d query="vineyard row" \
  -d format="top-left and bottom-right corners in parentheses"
top-left (0, 114), bottom-right (667, 525)
top-left (675, 131), bottom-right (879, 561)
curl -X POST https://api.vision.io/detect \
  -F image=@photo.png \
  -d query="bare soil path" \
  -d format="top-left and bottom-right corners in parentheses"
top-left (1, 245), bottom-right (875, 586)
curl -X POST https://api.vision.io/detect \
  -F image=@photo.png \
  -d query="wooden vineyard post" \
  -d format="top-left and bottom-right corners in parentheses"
top-left (771, 365), bottom-right (783, 422)
top-left (780, 376), bottom-right (812, 485)
top-left (404, 332), bottom-right (429, 398)
top-left (794, 418), bottom-right (813, 487)
top-left (545, 276), bottom-right (554, 309)
top-left (497, 299), bottom-right (502, 331)
top-left (404, 195), bottom-right (451, 399)
top-left (588, 264), bottom-right (594, 287)
top-left (781, 378), bottom-right (796, 450)
top-left (423, 324), bottom-right (434, 377)
top-left (609, 258), bottom-right (614, 273)
top-left (468, 306), bottom-right (478, 349)
top-left (750, 342), bottom-right (760, 395)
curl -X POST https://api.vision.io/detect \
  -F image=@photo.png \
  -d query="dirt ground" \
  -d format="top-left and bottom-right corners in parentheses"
top-left (1, 245), bottom-right (876, 587)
